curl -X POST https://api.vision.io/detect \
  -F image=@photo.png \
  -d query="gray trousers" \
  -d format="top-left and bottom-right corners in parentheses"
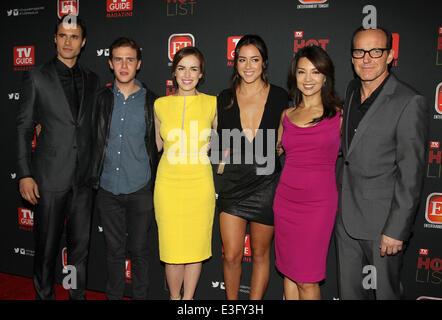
top-left (334, 212), bottom-right (404, 300)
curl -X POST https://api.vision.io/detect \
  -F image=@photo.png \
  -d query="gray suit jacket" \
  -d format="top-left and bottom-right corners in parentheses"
top-left (338, 73), bottom-right (429, 241)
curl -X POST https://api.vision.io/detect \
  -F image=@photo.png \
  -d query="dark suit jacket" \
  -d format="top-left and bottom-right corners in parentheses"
top-left (339, 73), bottom-right (429, 241)
top-left (16, 58), bottom-right (100, 192)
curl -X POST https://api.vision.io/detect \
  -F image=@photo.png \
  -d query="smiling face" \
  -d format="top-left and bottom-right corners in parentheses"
top-left (352, 29), bottom-right (394, 86)
top-left (109, 46), bottom-right (141, 86)
top-left (54, 23), bottom-right (86, 66)
top-left (173, 54), bottom-right (202, 96)
top-left (295, 57), bottom-right (326, 98)
top-left (236, 44), bottom-right (264, 85)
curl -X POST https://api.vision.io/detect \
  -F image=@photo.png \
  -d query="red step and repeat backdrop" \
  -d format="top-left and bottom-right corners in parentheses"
top-left (1, 0), bottom-right (441, 300)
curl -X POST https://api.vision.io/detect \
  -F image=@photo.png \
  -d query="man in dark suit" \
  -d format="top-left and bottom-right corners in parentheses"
top-left (335, 27), bottom-right (429, 299)
top-left (16, 17), bottom-right (100, 300)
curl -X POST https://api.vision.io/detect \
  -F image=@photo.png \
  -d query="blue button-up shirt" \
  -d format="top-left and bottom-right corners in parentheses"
top-left (100, 80), bottom-right (151, 195)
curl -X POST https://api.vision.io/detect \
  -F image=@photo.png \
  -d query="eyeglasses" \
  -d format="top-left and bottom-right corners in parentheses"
top-left (351, 48), bottom-right (389, 59)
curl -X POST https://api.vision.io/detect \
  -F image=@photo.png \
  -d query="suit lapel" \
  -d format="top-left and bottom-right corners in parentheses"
top-left (47, 61), bottom-right (74, 121)
top-left (347, 74), bottom-right (397, 157)
top-left (343, 90), bottom-right (355, 157)
top-left (76, 66), bottom-right (86, 123)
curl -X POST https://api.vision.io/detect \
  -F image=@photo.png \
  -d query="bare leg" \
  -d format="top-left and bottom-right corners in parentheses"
top-left (249, 222), bottom-right (274, 300)
top-left (297, 282), bottom-right (321, 300)
top-left (182, 262), bottom-right (202, 300)
top-left (220, 212), bottom-right (247, 300)
top-left (165, 263), bottom-right (184, 299)
top-left (284, 277), bottom-right (300, 300)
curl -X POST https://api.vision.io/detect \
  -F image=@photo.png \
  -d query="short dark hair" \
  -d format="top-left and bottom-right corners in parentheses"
top-left (109, 37), bottom-right (142, 61)
top-left (351, 26), bottom-right (393, 51)
top-left (55, 16), bottom-right (87, 39)
top-left (171, 46), bottom-right (206, 83)
top-left (288, 45), bottom-right (342, 124)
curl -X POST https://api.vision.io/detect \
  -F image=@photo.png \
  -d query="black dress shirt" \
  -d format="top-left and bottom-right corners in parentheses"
top-left (348, 74), bottom-right (390, 146)
top-left (54, 57), bottom-right (83, 119)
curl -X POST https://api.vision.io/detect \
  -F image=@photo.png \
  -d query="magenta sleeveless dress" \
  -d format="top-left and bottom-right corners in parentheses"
top-left (273, 111), bottom-right (340, 283)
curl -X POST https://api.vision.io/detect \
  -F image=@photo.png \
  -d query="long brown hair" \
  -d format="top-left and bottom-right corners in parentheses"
top-left (226, 34), bottom-right (269, 109)
top-left (288, 45), bottom-right (342, 123)
top-left (171, 46), bottom-right (206, 86)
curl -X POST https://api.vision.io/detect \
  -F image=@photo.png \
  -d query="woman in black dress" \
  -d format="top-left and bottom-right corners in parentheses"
top-left (215, 35), bottom-right (288, 299)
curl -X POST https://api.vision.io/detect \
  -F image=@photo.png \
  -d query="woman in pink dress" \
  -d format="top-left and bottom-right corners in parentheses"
top-left (273, 45), bottom-right (342, 300)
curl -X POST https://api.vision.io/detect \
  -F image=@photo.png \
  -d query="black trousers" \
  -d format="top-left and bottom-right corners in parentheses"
top-left (334, 211), bottom-right (404, 300)
top-left (95, 183), bottom-right (154, 300)
top-left (33, 185), bottom-right (93, 300)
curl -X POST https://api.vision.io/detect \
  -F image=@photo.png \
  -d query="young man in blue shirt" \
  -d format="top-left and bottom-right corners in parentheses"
top-left (91, 37), bottom-right (159, 299)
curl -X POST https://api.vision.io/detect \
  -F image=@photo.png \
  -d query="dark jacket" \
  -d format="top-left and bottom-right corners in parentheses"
top-left (16, 59), bottom-right (100, 192)
top-left (90, 82), bottom-right (159, 190)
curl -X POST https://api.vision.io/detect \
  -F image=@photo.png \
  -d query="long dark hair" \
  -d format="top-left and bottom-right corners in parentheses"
top-left (288, 45), bottom-right (342, 123)
top-left (226, 34), bottom-right (269, 109)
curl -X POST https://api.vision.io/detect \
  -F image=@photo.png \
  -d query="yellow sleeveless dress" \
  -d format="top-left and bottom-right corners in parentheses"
top-left (154, 94), bottom-right (216, 264)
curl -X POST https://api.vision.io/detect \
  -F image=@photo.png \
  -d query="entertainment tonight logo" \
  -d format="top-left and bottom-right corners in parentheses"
top-left (168, 33), bottom-right (195, 65)
top-left (434, 83), bottom-right (442, 120)
top-left (221, 234), bottom-right (252, 263)
top-left (391, 33), bottom-right (400, 67)
top-left (57, 0), bottom-right (79, 18)
top-left (424, 193), bottom-right (442, 229)
top-left (125, 259), bottom-right (132, 283)
top-left (297, 0), bottom-right (329, 9)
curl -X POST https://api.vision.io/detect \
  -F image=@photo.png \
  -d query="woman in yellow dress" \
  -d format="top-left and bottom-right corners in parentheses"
top-left (153, 47), bottom-right (217, 300)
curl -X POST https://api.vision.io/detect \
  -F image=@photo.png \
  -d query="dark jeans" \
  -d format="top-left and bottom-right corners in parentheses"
top-left (95, 183), bottom-right (154, 300)
top-left (33, 185), bottom-right (93, 300)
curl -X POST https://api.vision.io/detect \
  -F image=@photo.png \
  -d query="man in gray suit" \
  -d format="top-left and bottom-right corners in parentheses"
top-left (335, 27), bottom-right (429, 299)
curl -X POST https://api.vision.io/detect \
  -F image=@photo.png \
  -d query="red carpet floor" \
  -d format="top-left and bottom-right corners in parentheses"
top-left (0, 273), bottom-right (107, 300)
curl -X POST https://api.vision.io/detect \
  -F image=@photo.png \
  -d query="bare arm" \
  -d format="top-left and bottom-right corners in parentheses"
top-left (154, 108), bottom-right (163, 152)
top-left (212, 107), bottom-right (218, 131)
top-left (276, 108), bottom-right (287, 156)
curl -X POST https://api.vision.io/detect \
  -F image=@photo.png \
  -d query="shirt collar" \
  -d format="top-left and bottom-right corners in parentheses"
top-left (113, 79), bottom-right (146, 99)
top-left (356, 73), bottom-right (391, 105)
top-left (54, 57), bottom-right (79, 74)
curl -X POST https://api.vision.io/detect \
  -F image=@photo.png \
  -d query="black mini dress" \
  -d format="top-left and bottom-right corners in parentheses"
top-left (214, 84), bottom-right (289, 226)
